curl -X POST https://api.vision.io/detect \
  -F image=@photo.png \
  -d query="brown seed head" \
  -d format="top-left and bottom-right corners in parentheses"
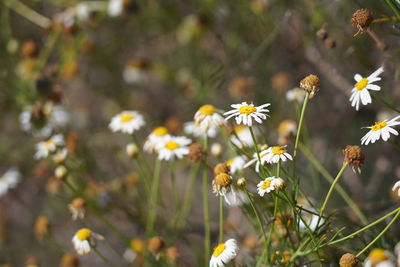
top-left (316, 27), bottom-right (328, 40)
top-left (60, 253), bottom-right (80, 267)
top-left (343, 145), bottom-right (365, 173)
top-left (351, 9), bottom-right (373, 29)
top-left (165, 247), bottom-right (180, 264)
top-left (214, 162), bottom-right (230, 175)
top-left (34, 216), bottom-right (51, 242)
top-left (21, 41), bottom-right (38, 58)
top-left (339, 253), bottom-right (359, 267)
top-left (187, 143), bottom-right (206, 162)
top-left (212, 173), bottom-right (233, 194)
top-left (324, 37), bottom-right (336, 49)
top-left (147, 236), bottom-right (165, 255)
top-left (299, 74), bottom-right (320, 98)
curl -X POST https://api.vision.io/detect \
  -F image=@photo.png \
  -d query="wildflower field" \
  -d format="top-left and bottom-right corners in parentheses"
top-left (2, 0), bottom-right (400, 266)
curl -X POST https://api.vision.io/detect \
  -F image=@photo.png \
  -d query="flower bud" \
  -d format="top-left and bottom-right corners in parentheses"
top-left (55, 165), bottom-right (68, 179)
top-left (210, 143), bottom-right (223, 157)
top-left (126, 143), bottom-right (139, 158)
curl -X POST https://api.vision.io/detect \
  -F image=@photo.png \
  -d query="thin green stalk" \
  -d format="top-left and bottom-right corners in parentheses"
top-left (249, 126), bottom-right (267, 176)
top-left (266, 193), bottom-right (279, 264)
top-left (293, 92), bottom-right (310, 199)
top-left (146, 158), bottom-right (162, 236)
top-left (202, 135), bottom-right (210, 265)
top-left (299, 143), bottom-right (368, 224)
top-left (384, 0), bottom-right (400, 22)
top-left (93, 247), bottom-right (119, 267)
top-left (388, 139), bottom-right (400, 152)
top-left (170, 161), bottom-right (179, 212)
top-left (2, 0), bottom-right (51, 28)
top-left (319, 162), bottom-right (349, 218)
top-left (219, 195), bottom-right (224, 243)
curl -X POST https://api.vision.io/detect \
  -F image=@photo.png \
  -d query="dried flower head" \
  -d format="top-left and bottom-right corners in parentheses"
top-left (237, 177), bottom-right (247, 187)
top-left (214, 162), bottom-right (230, 175)
top-left (299, 74), bottom-right (320, 98)
top-left (339, 253), bottom-right (359, 267)
top-left (351, 9), bottom-right (373, 31)
top-left (60, 253), bottom-right (80, 267)
top-left (187, 143), bottom-right (206, 162)
top-left (343, 145), bottom-right (365, 174)
top-left (274, 178), bottom-right (286, 190)
top-left (68, 198), bottom-right (86, 220)
top-left (34, 216), bottom-right (51, 242)
top-left (148, 236), bottom-right (165, 256)
top-left (165, 247), bottom-right (180, 264)
top-left (212, 173), bottom-right (236, 205)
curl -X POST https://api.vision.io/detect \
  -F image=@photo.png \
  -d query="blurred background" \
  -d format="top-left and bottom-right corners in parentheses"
top-left (1, 0), bottom-right (400, 266)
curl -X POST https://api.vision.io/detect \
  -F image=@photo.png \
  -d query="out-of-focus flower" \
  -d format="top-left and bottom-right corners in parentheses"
top-left (361, 116), bottom-right (400, 145)
top-left (34, 216), bottom-right (51, 242)
top-left (21, 41), bottom-right (38, 58)
top-left (157, 136), bottom-right (191, 161)
top-left (60, 253), bottom-right (79, 267)
top-left (16, 58), bottom-right (38, 80)
top-left (392, 180), bottom-right (400, 197)
top-left (210, 143), bottom-right (223, 157)
top-left (55, 165), bottom-right (68, 179)
top-left (271, 72), bottom-right (292, 94)
top-left (226, 156), bottom-right (246, 174)
top-left (350, 67), bottom-right (384, 111)
top-left (35, 134), bottom-right (64, 159)
top-left (107, 0), bottom-right (124, 17)
top-left (144, 126), bottom-right (170, 153)
top-left (147, 236), bottom-right (165, 258)
top-left (212, 173), bottom-right (235, 205)
top-left (250, 0), bottom-right (269, 14)
top-left (299, 74), bottom-right (320, 98)
top-left (209, 239), bottom-right (238, 267)
top-left (187, 143), bottom-right (206, 163)
top-left (126, 143), bottom-right (139, 158)
top-left (184, 121), bottom-right (218, 138)
top-left (224, 190), bottom-right (248, 207)
top-left (278, 120), bottom-right (297, 145)
top-left (228, 76), bottom-right (253, 100)
top-left (72, 228), bottom-right (103, 255)
top-left (165, 247), bottom-right (180, 264)
top-left (364, 248), bottom-right (396, 267)
top-left (165, 116), bottom-right (183, 134)
top-left (224, 102), bottom-right (270, 126)
top-left (194, 104), bottom-right (225, 132)
top-left (176, 14), bottom-right (206, 45)
top-left (0, 168), bottom-right (20, 197)
top-left (123, 58), bottom-right (151, 84)
top-left (123, 239), bottom-right (144, 263)
top-left (257, 177), bottom-right (279, 196)
top-left (53, 148), bottom-right (68, 164)
top-left (286, 87), bottom-right (306, 103)
top-left (109, 111), bottom-right (145, 134)
top-left (230, 125), bottom-right (256, 148)
top-left (68, 198), bottom-right (86, 220)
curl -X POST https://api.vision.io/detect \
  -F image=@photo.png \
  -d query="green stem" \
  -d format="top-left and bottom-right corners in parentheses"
top-left (2, 0), bottom-right (51, 28)
top-left (146, 158), bottom-right (162, 236)
top-left (299, 143), bottom-right (368, 224)
top-left (249, 126), bottom-right (267, 176)
top-left (219, 195), bottom-right (224, 243)
top-left (202, 135), bottom-right (210, 265)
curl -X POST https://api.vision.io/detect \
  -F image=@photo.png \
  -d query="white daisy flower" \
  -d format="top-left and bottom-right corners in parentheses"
top-left (35, 134), bottom-right (64, 159)
top-left (194, 104), bottom-right (226, 132)
top-left (257, 177), bottom-right (278, 196)
top-left (19, 108), bottom-right (52, 138)
top-left (244, 150), bottom-right (268, 173)
top-left (350, 67), bottom-right (384, 111)
top-left (364, 249), bottom-right (396, 267)
top-left (109, 110), bottom-right (145, 134)
top-left (72, 228), bottom-right (103, 255)
top-left (224, 191), bottom-right (248, 207)
top-left (260, 145), bottom-right (293, 164)
top-left (209, 239), bottom-right (239, 267)
top-left (392, 180), bottom-right (400, 197)
top-left (107, 0), bottom-right (124, 17)
top-left (123, 60), bottom-right (150, 84)
top-left (361, 116), bottom-right (400, 145)
top-left (286, 87), bottom-right (306, 103)
top-left (143, 126), bottom-right (171, 153)
top-left (184, 121), bottom-right (218, 138)
top-left (0, 168), bottom-right (21, 197)
top-left (230, 125), bottom-right (256, 148)
top-left (226, 156), bottom-right (247, 174)
top-left (224, 102), bottom-right (270, 126)
top-left (157, 136), bottom-right (191, 161)
top-left (49, 105), bottom-right (70, 128)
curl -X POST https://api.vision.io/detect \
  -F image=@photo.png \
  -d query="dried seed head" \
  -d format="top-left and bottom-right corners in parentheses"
top-left (165, 247), bottom-right (180, 264)
top-left (21, 41), bottom-right (38, 58)
top-left (339, 253), bottom-right (359, 267)
top-left (187, 143), bottom-right (206, 162)
top-left (316, 27), bottom-right (328, 40)
top-left (274, 178), bottom-right (286, 190)
top-left (299, 74), bottom-right (320, 98)
top-left (212, 173), bottom-right (233, 195)
top-left (68, 198), bottom-right (86, 220)
top-left (147, 236), bottom-right (165, 256)
top-left (351, 9), bottom-right (373, 29)
top-left (126, 143), bottom-right (139, 158)
top-left (324, 37), bottom-right (336, 49)
top-left (60, 253), bottom-right (80, 267)
top-left (214, 162), bottom-right (230, 175)
top-left (34, 216), bottom-right (51, 242)
top-left (343, 145), bottom-right (365, 174)
top-left (55, 165), bottom-right (68, 180)
top-left (237, 177), bottom-right (247, 187)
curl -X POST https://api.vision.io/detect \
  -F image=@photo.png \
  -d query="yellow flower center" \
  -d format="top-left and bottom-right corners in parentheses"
top-left (76, 228), bottom-right (91, 241)
top-left (234, 125), bottom-right (247, 134)
top-left (226, 159), bottom-right (234, 166)
top-left (152, 126), bottom-right (169, 136)
top-left (369, 248), bottom-right (388, 264)
top-left (355, 78), bottom-right (368, 91)
top-left (271, 146), bottom-right (286, 155)
top-left (371, 121), bottom-right (387, 131)
top-left (261, 179), bottom-right (271, 190)
top-left (130, 239), bottom-right (144, 253)
top-left (44, 139), bottom-right (55, 149)
top-left (165, 141), bottom-right (180, 150)
top-left (119, 113), bottom-right (134, 122)
top-left (212, 243), bottom-right (226, 257)
top-left (238, 105), bottom-right (257, 115)
top-left (199, 104), bottom-right (216, 115)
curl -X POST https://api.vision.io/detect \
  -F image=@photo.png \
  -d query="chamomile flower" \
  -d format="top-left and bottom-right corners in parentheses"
top-left (286, 87), bottom-right (306, 103)
top-left (224, 102), bottom-right (270, 126)
top-left (72, 228), bottom-right (103, 255)
top-left (361, 116), bottom-right (400, 145)
top-left (107, 0), bottom-right (124, 17)
top-left (244, 150), bottom-right (268, 173)
top-left (0, 168), bottom-right (21, 197)
top-left (123, 239), bottom-right (144, 263)
top-left (392, 180), bottom-right (400, 197)
top-left (212, 173), bottom-right (236, 205)
top-left (35, 134), bottom-right (64, 159)
top-left (157, 136), bottom-right (191, 161)
top-left (194, 104), bottom-right (225, 132)
top-left (109, 111), bottom-right (145, 134)
top-left (261, 145), bottom-right (293, 164)
top-left (210, 239), bottom-right (239, 267)
top-left (350, 67), bottom-right (384, 111)
top-left (364, 248), bottom-right (396, 267)
top-left (143, 126), bottom-right (171, 153)
top-left (184, 121), bottom-right (218, 138)
top-left (257, 177), bottom-right (279, 196)
top-left (226, 156), bottom-right (247, 174)
top-left (230, 125), bottom-right (256, 148)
